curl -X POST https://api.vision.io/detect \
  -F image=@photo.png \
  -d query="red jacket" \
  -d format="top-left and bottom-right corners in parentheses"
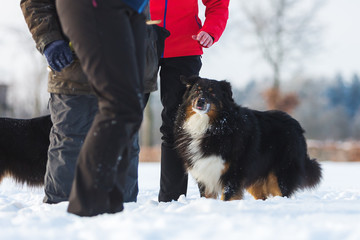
top-left (149, 0), bottom-right (229, 58)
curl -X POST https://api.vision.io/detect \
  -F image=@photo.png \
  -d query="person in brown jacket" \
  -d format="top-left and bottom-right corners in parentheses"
top-left (20, 0), bottom-right (157, 205)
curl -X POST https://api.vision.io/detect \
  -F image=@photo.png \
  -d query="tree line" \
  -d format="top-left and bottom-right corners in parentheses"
top-left (232, 73), bottom-right (360, 141)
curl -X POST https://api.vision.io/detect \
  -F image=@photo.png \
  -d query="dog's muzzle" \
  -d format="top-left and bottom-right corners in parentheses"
top-left (193, 97), bottom-right (210, 114)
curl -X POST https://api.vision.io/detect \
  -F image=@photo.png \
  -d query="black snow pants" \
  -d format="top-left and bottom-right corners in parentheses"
top-left (158, 56), bottom-right (202, 202)
top-left (56, 0), bottom-right (145, 216)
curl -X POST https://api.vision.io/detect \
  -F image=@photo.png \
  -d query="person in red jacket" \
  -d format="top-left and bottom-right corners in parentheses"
top-left (150, 0), bottom-right (230, 202)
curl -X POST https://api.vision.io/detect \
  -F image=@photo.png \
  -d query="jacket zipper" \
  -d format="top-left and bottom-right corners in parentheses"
top-left (195, 15), bottom-right (202, 28)
top-left (161, 0), bottom-right (168, 57)
top-left (163, 0), bottom-right (168, 28)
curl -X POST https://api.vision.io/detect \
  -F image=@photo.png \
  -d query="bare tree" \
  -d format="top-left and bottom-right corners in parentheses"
top-left (240, 0), bottom-right (323, 111)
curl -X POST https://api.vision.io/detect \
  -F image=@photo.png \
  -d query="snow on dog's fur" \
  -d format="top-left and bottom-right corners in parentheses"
top-left (174, 76), bottom-right (322, 200)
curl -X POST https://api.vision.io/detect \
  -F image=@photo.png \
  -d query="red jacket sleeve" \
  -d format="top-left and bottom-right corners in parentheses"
top-left (200, 0), bottom-right (230, 43)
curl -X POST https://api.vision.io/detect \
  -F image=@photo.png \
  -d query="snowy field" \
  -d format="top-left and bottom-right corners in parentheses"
top-left (1, 161), bottom-right (360, 240)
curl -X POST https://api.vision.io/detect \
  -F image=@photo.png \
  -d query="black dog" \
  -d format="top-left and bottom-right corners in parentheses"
top-left (0, 115), bottom-right (51, 186)
top-left (174, 76), bottom-right (322, 200)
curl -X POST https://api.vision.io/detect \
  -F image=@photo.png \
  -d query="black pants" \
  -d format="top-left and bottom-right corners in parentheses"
top-left (158, 56), bottom-right (202, 202)
top-left (56, 0), bottom-right (145, 216)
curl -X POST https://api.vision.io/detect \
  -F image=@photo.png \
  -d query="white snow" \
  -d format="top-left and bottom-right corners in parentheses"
top-left (1, 161), bottom-right (360, 240)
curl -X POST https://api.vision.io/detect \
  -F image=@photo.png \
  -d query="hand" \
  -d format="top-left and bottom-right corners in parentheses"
top-left (44, 40), bottom-right (74, 72)
top-left (192, 31), bottom-right (214, 48)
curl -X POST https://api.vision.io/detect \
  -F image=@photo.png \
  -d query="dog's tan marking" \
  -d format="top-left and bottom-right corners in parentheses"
top-left (1, 170), bottom-right (12, 181)
top-left (247, 172), bottom-right (282, 200)
top-left (266, 172), bottom-right (282, 197)
top-left (185, 105), bottom-right (196, 119)
top-left (247, 180), bottom-right (267, 200)
top-left (206, 104), bottom-right (218, 122)
top-left (205, 192), bottom-right (218, 199)
top-left (221, 162), bottom-right (230, 175)
top-left (221, 191), bottom-right (225, 201)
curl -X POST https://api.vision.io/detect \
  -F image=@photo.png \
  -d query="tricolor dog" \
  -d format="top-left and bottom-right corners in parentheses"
top-left (174, 76), bottom-right (322, 201)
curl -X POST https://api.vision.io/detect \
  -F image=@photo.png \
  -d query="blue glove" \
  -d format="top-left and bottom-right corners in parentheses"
top-left (43, 40), bottom-right (74, 72)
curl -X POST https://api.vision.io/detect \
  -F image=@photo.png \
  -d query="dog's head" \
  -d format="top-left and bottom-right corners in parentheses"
top-left (180, 76), bottom-right (234, 117)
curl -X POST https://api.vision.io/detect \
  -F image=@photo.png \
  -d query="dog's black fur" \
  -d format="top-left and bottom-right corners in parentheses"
top-left (174, 76), bottom-right (322, 200)
top-left (0, 115), bottom-right (51, 186)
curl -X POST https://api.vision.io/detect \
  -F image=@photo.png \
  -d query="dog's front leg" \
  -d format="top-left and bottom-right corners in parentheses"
top-left (197, 182), bottom-right (219, 199)
top-left (221, 180), bottom-right (244, 201)
top-left (197, 182), bottom-right (206, 198)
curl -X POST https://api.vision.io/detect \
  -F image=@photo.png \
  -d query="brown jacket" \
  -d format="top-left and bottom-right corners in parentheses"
top-left (20, 0), bottom-right (92, 95)
top-left (20, 0), bottom-right (158, 95)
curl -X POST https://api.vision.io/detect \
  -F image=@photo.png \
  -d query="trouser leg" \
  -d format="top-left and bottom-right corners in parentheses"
top-left (44, 92), bottom-right (141, 204)
top-left (44, 94), bottom-right (97, 204)
top-left (123, 93), bottom-right (149, 202)
top-left (158, 56), bottom-right (202, 202)
top-left (122, 133), bottom-right (139, 202)
top-left (57, 0), bottom-right (145, 216)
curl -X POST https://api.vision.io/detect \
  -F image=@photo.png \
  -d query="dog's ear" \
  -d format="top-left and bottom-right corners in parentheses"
top-left (220, 80), bottom-right (234, 102)
top-left (180, 75), bottom-right (200, 88)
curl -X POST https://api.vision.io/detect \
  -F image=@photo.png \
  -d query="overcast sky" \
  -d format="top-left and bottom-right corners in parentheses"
top-left (1, 0), bottom-right (359, 88)
top-left (312, 0), bottom-right (360, 78)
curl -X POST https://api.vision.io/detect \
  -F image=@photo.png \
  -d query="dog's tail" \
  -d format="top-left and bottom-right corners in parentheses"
top-left (0, 115), bottom-right (51, 187)
top-left (304, 156), bottom-right (322, 188)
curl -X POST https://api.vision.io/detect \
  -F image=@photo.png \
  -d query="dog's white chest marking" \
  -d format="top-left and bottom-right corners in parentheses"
top-left (189, 155), bottom-right (225, 196)
top-left (183, 112), bottom-right (225, 196)
top-left (184, 110), bottom-right (210, 136)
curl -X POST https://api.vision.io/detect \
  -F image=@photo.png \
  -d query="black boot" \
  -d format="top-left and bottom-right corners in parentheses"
top-left (158, 143), bottom-right (188, 202)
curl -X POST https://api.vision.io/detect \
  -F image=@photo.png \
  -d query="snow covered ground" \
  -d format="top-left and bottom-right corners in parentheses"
top-left (1, 161), bottom-right (360, 240)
